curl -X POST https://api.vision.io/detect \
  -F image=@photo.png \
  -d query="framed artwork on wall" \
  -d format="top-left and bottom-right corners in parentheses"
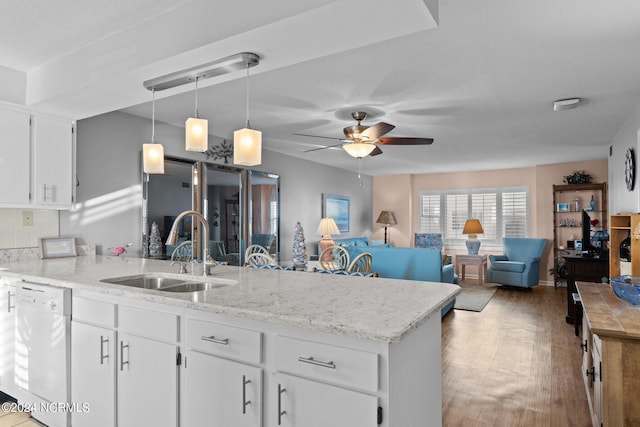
top-left (322, 194), bottom-right (350, 233)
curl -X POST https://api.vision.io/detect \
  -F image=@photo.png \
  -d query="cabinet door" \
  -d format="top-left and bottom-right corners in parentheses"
top-left (71, 321), bottom-right (116, 427)
top-left (32, 115), bottom-right (73, 206)
top-left (0, 109), bottom-right (30, 204)
top-left (592, 341), bottom-right (603, 427)
top-left (275, 373), bottom-right (378, 427)
top-left (117, 333), bottom-right (178, 427)
top-left (0, 283), bottom-right (16, 395)
top-left (184, 350), bottom-right (262, 427)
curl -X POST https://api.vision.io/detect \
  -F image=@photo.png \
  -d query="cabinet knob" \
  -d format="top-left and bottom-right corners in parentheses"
top-left (580, 340), bottom-right (587, 353)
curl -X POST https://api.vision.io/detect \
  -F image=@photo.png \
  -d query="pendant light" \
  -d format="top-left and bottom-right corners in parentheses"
top-left (143, 89), bottom-right (164, 174)
top-left (185, 76), bottom-right (208, 152)
top-left (234, 61), bottom-right (262, 166)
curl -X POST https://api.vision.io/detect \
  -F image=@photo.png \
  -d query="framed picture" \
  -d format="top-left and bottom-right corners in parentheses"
top-left (39, 237), bottom-right (77, 259)
top-left (574, 240), bottom-right (583, 251)
top-left (556, 203), bottom-right (570, 212)
top-left (322, 194), bottom-right (350, 233)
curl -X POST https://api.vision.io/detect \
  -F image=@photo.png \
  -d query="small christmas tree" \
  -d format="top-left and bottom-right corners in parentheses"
top-left (148, 221), bottom-right (163, 257)
top-left (292, 222), bottom-right (307, 270)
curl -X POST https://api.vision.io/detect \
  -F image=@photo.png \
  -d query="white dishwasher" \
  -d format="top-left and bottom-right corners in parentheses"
top-left (15, 281), bottom-right (71, 427)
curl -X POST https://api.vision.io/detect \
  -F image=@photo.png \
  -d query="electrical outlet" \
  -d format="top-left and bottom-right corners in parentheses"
top-left (22, 210), bottom-right (34, 227)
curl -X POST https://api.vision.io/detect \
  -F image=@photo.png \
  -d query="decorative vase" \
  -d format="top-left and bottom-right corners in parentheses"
top-left (149, 221), bottom-right (162, 257)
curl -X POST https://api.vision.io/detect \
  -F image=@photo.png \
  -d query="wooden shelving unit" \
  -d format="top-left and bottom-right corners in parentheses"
top-left (609, 213), bottom-right (640, 278)
top-left (552, 183), bottom-right (607, 286)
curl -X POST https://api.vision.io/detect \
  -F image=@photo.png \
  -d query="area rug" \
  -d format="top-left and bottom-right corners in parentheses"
top-left (453, 285), bottom-right (498, 312)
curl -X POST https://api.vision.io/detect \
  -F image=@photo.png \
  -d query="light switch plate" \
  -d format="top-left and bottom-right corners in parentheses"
top-left (22, 210), bottom-right (34, 226)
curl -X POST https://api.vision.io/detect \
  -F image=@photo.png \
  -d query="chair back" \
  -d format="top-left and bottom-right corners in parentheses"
top-left (244, 252), bottom-right (276, 267)
top-left (170, 240), bottom-right (193, 262)
top-left (319, 246), bottom-right (350, 271)
top-left (244, 244), bottom-right (269, 261)
top-left (414, 233), bottom-right (444, 250)
top-left (314, 269), bottom-right (377, 277)
top-left (348, 252), bottom-right (372, 273)
top-left (503, 238), bottom-right (547, 262)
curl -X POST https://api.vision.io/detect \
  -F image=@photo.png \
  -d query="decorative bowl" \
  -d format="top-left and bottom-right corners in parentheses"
top-left (610, 276), bottom-right (640, 306)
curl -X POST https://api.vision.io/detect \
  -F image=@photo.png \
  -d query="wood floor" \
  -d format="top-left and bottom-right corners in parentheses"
top-left (442, 281), bottom-right (592, 427)
top-left (0, 409), bottom-right (42, 427)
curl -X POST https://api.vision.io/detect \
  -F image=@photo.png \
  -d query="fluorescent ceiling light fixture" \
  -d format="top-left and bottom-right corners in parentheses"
top-left (553, 98), bottom-right (581, 111)
top-left (143, 52), bottom-right (260, 91)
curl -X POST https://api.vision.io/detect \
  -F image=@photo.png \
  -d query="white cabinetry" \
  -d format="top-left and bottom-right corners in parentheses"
top-left (183, 317), bottom-right (263, 427)
top-left (32, 115), bottom-right (73, 207)
top-left (71, 295), bottom-right (180, 427)
top-left (0, 107), bottom-right (74, 208)
top-left (0, 278), bottom-right (18, 397)
top-left (0, 109), bottom-right (30, 204)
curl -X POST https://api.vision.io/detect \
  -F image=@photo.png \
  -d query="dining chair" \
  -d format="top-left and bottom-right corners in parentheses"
top-left (318, 246), bottom-right (350, 271)
top-left (348, 252), bottom-right (373, 274)
top-left (244, 244), bottom-right (270, 262)
top-left (170, 240), bottom-right (193, 262)
top-left (244, 252), bottom-right (277, 267)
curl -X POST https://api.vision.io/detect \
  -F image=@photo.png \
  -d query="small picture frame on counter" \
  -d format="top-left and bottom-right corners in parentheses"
top-left (556, 203), bottom-right (570, 212)
top-left (39, 237), bottom-right (77, 259)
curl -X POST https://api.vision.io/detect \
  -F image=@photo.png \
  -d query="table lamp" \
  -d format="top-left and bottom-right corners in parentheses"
top-left (376, 210), bottom-right (397, 244)
top-left (462, 219), bottom-right (483, 255)
top-left (317, 218), bottom-right (340, 260)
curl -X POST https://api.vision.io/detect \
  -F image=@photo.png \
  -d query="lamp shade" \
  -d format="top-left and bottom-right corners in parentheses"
top-left (317, 217), bottom-right (340, 236)
top-left (143, 143), bottom-right (164, 174)
top-left (462, 219), bottom-right (484, 235)
top-left (342, 142), bottom-right (376, 158)
top-left (376, 210), bottom-right (397, 225)
top-left (185, 117), bottom-right (208, 152)
top-left (234, 127), bottom-right (262, 166)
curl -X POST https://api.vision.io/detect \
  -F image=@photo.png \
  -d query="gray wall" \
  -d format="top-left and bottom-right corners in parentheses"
top-left (61, 111), bottom-right (373, 260)
top-left (609, 100), bottom-right (640, 214)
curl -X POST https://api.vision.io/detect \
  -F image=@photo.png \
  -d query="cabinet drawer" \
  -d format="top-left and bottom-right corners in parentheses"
top-left (186, 318), bottom-right (262, 365)
top-left (274, 335), bottom-right (378, 393)
top-left (72, 296), bottom-right (116, 328)
top-left (119, 305), bottom-right (179, 343)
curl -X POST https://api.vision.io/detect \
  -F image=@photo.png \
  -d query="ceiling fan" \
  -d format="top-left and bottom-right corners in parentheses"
top-left (295, 111), bottom-right (434, 158)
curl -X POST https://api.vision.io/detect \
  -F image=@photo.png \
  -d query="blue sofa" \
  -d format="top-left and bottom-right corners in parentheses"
top-left (487, 237), bottom-right (547, 288)
top-left (345, 246), bottom-right (458, 316)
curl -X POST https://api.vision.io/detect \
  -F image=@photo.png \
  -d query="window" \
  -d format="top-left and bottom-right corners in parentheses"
top-left (418, 187), bottom-right (528, 249)
top-left (270, 199), bottom-right (278, 235)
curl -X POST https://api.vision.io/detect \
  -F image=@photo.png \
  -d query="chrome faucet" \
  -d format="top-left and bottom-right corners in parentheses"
top-left (166, 210), bottom-right (210, 276)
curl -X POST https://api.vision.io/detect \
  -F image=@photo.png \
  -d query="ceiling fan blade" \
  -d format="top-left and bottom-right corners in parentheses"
top-left (361, 122), bottom-right (395, 140)
top-left (294, 132), bottom-right (343, 141)
top-left (369, 146), bottom-right (383, 156)
top-left (303, 143), bottom-right (344, 153)
top-left (377, 137), bottom-right (434, 145)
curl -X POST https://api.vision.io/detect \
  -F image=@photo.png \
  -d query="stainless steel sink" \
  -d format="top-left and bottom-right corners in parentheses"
top-left (100, 273), bottom-right (233, 293)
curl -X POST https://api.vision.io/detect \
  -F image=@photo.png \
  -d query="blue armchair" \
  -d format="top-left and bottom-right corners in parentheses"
top-left (487, 238), bottom-right (547, 288)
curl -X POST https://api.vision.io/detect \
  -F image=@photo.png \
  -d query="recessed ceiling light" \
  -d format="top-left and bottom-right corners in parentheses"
top-left (553, 98), bottom-right (581, 111)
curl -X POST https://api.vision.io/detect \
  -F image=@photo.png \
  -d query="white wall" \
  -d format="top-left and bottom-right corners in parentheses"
top-left (609, 101), bottom-right (640, 213)
top-left (0, 208), bottom-right (59, 248)
top-left (60, 111), bottom-right (373, 260)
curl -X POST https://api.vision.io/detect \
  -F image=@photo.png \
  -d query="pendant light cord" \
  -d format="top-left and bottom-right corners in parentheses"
top-left (194, 77), bottom-right (199, 118)
top-left (151, 89), bottom-right (156, 142)
top-left (245, 63), bottom-right (251, 129)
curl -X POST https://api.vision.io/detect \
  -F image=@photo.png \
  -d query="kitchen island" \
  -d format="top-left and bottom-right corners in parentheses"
top-left (0, 255), bottom-right (459, 427)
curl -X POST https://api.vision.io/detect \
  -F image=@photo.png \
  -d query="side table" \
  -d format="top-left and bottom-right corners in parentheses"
top-left (455, 254), bottom-right (488, 284)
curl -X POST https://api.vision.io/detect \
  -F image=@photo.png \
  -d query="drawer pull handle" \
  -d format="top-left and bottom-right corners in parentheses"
top-left (297, 356), bottom-right (336, 369)
top-left (100, 336), bottom-right (109, 364)
top-left (580, 340), bottom-right (587, 353)
top-left (120, 341), bottom-right (129, 371)
top-left (242, 375), bottom-right (251, 414)
top-left (201, 335), bottom-right (229, 345)
top-left (278, 384), bottom-right (286, 425)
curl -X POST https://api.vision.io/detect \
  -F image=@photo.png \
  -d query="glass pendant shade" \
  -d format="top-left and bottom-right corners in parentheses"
top-left (185, 117), bottom-right (208, 152)
top-left (143, 143), bottom-right (164, 174)
top-left (342, 142), bottom-right (376, 158)
top-left (233, 127), bottom-right (262, 166)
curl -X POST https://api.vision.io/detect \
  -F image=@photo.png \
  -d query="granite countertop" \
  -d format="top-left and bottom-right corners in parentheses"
top-left (577, 282), bottom-right (640, 340)
top-left (0, 255), bottom-right (460, 343)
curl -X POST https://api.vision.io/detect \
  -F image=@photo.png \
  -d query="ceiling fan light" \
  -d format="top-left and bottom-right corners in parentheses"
top-left (185, 117), bottom-right (208, 152)
top-left (342, 142), bottom-right (376, 158)
top-left (234, 127), bottom-right (262, 166)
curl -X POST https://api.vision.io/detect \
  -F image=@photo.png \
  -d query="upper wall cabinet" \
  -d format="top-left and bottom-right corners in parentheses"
top-left (0, 107), bottom-right (75, 209)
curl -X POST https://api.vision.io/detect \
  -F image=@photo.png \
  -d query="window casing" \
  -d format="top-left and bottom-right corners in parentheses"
top-left (418, 187), bottom-right (528, 250)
